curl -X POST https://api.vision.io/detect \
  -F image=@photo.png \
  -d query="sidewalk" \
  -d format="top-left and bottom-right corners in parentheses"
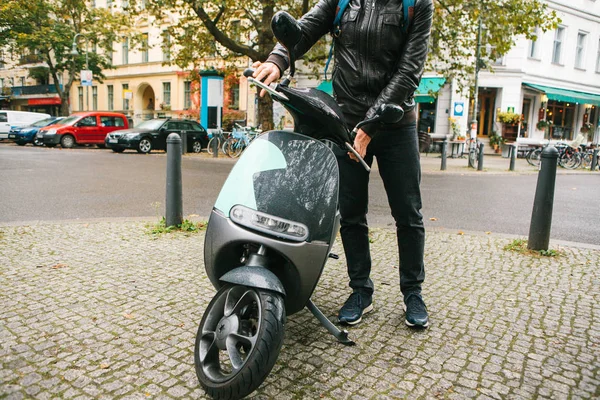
top-left (1, 220), bottom-right (599, 399)
top-left (193, 149), bottom-right (598, 175)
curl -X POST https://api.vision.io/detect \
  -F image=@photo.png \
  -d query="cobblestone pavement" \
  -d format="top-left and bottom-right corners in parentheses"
top-left (1, 221), bottom-right (599, 399)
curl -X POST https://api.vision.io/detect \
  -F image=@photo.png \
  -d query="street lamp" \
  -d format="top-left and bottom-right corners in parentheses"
top-left (71, 33), bottom-right (89, 111)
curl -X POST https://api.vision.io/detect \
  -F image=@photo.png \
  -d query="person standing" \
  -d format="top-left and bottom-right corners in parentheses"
top-left (253, 0), bottom-right (433, 328)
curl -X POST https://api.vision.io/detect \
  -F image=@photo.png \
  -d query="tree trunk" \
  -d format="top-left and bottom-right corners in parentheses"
top-left (59, 93), bottom-right (70, 116)
top-left (257, 94), bottom-right (274, 131)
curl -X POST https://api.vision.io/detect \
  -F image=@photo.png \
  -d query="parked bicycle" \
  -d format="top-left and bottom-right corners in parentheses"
top-left (466, 136), bottom-right (479, 169)
top-left (207, 129), bottom-right (229, 155)
top-left (223, 124), bottom-right (262, 158)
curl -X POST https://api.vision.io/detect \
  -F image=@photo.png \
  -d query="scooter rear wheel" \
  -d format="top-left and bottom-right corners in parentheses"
top-left (195, 285), bottom-right (285, 399)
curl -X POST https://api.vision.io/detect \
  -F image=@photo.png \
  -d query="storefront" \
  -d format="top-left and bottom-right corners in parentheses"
top-left (415, 77), bottom-right (445, 134)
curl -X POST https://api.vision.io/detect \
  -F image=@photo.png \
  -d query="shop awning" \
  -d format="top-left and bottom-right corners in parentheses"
top-left (316, 77), bottom-right (447, 102)
top-left (523, 83), bottom-right (600, 106)
top-left (415, 77), bottom-right (446, 103)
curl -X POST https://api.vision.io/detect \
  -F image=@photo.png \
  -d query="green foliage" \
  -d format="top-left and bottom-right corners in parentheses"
top-left (0, 0), bottom-right (137, 114)
top-left (430, 0), bottom-right (560, 93)
top-left (488, 132), bottom-right (504, 147)
top-left (503, 239), bottom-right (563, 257)
top-left (147, 217), bottom-right (207, 235)
top-left (497, 112), bottom-right (521, 125)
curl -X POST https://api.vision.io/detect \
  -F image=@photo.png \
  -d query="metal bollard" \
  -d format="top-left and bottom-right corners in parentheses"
top-left (477, 142), bottom-right (484, 171)
top-left (212, 133), bottom-right (218, 158)
top-left (166, 133), bottom-right (183, 227)
top-left (441, 140), bottom-right (447, 171)
top-left (591, 148), bottom-right (599, 171)
top-left (527, 146), bottom-right (559, 251)
top-left (509, 143), bottom-right (517, 171)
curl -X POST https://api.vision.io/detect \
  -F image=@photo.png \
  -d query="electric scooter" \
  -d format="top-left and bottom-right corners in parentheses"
top-left (194, 11), bottom-right (405, 399)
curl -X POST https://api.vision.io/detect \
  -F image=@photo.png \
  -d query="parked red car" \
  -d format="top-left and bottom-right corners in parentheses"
top-left (39, 112), bottom-right (129, 148)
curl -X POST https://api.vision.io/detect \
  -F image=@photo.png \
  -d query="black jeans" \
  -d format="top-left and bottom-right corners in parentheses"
top-left (337, 123), bottom-right (425, 297)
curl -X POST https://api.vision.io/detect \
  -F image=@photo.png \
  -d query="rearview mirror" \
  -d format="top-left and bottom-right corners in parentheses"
top-left (271, 11), bottom-right (302, 78)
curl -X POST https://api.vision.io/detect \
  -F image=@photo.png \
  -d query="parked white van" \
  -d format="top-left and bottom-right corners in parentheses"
top-left (0, 111), bottom-right (51, 139)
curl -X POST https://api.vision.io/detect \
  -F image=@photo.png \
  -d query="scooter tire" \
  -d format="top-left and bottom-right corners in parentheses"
top-left (195, 285), bottom-right (285, 399)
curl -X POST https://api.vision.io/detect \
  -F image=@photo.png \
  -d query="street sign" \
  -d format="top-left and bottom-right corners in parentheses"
top-left (81, 70), bottom-right (93, 86)
top-left (453, 102), bottom-right (464, 116)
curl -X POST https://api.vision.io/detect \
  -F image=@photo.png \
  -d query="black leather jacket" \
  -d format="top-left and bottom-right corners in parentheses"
top-left (267, 0), bottom-right (433, 136)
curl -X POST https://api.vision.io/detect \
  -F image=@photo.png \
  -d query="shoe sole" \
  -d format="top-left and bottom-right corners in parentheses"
top-left (340, 304), bottom-right (373, 326)
top-left (403, 304), bottom-right (429, 328)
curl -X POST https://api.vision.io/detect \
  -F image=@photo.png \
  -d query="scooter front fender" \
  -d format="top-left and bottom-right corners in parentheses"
top-left (220, 266), bottom-right (286, 297)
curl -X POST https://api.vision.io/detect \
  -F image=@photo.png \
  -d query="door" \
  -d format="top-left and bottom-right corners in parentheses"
top-left (0, 112), bottom-right (9, 137)
top-left (157, 121), bottom-right (181, 149)
top-left (477, 89), bottom-right (497, 137)
top-left (75, 115), bottom-right (99, 143)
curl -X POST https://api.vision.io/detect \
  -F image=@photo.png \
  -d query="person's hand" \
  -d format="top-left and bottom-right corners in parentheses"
top-left (348, 129), bottom-right (371, 162)
top-left (252, 61), bottom-right (281, 97)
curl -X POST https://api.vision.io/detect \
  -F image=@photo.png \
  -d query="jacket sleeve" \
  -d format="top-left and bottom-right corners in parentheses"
top-left (266, 0), bottom-right (337, 75)
top-left (363, 0), bottom-right (434, 135)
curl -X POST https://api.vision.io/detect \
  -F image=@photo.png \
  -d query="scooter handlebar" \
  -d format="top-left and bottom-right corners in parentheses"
top-left (243, 68), bottom-right (255, 78)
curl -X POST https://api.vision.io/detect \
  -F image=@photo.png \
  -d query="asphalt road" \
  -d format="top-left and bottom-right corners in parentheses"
top-left (1, 144), bottom-right (599, 245)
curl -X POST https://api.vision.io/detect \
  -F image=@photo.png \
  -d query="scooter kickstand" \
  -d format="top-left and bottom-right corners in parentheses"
top-left (306, 299), bottom-right (355, 346)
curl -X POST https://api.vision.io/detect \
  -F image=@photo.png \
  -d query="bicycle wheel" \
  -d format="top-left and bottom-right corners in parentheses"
top-left (207, 137), bottom-right (220, 155)
top-left (230, 140), bottom-right (245, 158)
top-left (468, 147), bottom-right (477, 168)
top-left (527, 148), bottom-right (542, 167)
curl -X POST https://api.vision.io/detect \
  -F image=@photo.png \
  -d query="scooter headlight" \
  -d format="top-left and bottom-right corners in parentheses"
top-left (230, 205), bottom-right (309, 242)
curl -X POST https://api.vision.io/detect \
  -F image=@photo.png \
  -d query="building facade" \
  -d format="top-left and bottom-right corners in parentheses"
top-left (424, 0), bottom-right (600, 145)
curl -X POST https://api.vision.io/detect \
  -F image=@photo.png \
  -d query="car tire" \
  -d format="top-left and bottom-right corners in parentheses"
top-left (192, 140), bottom-right (202, 153)
top-left (137, 138), bottom-right (152, 154)
top-left (61, 135), bottom-right (75, 149)
top-left (33, 138), bottom-right (43, 146)
top-left (112, 146), bottom-right (125, 153)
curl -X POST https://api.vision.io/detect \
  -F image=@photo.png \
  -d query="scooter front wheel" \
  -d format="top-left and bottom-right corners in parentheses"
top-left (195, 285), bottom-right (285, 399)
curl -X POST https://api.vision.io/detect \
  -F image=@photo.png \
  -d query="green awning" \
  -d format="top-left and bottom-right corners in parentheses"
top-left (523, 83), bottom-right (600, 106)
top-left (315, 77), bottom-right (447, 102)
top-left (415, 77), bottom-right (446, 103)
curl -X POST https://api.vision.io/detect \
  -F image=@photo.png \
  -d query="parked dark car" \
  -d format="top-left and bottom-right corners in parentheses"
top-left (105, 118), bottom-right (209, 154)
top-left (8, 117), bottom-right (65, 146)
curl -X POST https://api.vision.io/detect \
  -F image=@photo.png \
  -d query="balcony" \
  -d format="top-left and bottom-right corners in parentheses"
top-left (19, 54), bottom-right (43, 65)
top-left (10, 84), bottom-right (62, 96)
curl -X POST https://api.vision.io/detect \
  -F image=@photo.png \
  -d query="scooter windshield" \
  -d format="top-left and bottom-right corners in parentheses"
top-left (215, 131), bottom-right (339, 243)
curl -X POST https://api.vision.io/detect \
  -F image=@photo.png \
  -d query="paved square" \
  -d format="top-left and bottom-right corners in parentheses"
top-left (1, 221), bottom-right (599, 399)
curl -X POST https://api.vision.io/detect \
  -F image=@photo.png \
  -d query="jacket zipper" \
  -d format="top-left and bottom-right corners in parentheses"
top-left (365, 0), bottom-right (375, 99)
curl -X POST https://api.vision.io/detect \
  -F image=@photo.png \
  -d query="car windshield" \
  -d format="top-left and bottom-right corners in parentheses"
top-left (31, 118), bottom-right (58, 127)
top-left (135, 120), bottom-right (166, 130)
top-left (60, 115), bottom-right (81, 126)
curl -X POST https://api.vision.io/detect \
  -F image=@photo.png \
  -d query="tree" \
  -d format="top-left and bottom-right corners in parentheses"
top-left (146, 0), bottom-right (325, 130)
top-left (430, 0), bottom-right (559, 92)
top-left (0, 0), bottom-right (136, 116)
top-left (146, 0), bottom-right (558, 129)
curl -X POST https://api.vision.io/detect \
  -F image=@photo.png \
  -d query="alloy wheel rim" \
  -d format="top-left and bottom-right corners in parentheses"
top-left (140, 139), bottom-right (151, 152)
top-left (198, 286), bottom-right (260, 383)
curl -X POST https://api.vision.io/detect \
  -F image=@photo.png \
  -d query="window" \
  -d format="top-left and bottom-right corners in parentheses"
top-left (78, 87), bottom-right (84, 110)
top-left (101, 116), bottom-right (125, 127)
top-left (92, 86), bottom-right (98, 110)
top-left (230, 82), bottom-right (239, 109)
top-left (122, 37), bottom-right (129, 65)
top-left (122, 83), bottom-right (129, 110)
top-left (79, 116), bottom-right (97, 127)
top-left (575, 32), bottom-right (587, 69)
top-left (529, 27), bottom-right (540, 59)
top-left (231, 20), bottom-right (241, 42)
top-left (184, 81), bottom-right (191, 109)
top-left (107, 0), bottom-right (112, 9)
top-left (0, 112), bottom-right (7, 123)
top-left (552, 26), bottom-right (565, 64)
top-left (141, 33), bottom-right (149, 63)
top-left (0, 78), bottom-right (3, 88)
top-left (107, 85), bottom-right (114, 111)
top-left (163, 82), bottom-right (171, 105)
top-left (20, 77), bottom-right (25, 86)
top-left (596, 38), bottom-right (600, 73)
top-left (162, 31), bottom-right (171, 62)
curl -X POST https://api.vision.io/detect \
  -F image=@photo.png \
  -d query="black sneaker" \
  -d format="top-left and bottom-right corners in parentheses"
top-left (338, 292), bottom-right (373, 325)
top-left (404, 292), bottom-right (429, 328)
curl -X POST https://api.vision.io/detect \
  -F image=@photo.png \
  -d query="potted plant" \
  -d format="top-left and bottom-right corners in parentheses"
top-left (497, 111), bottom-right (521, 125)
top-left (580, 122), bottom-right (593, 134)
top-left (488, 132), bottom-right (501, 152)
top-left (448, 117), bottom-right (460, 140)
